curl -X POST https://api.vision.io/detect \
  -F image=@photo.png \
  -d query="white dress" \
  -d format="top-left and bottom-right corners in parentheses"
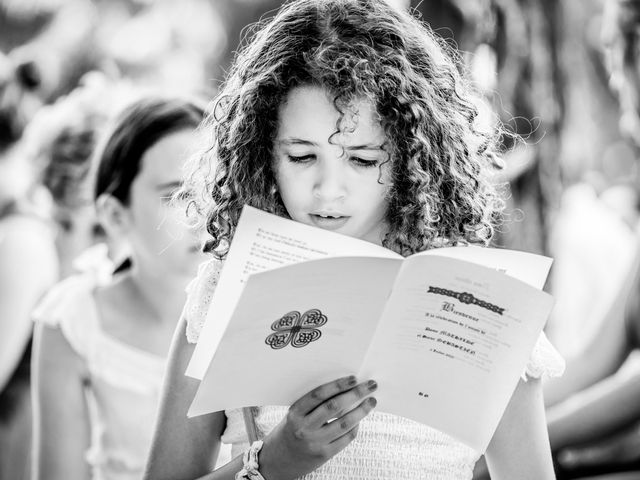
top-left (184, 259), bottom-right (565, 480)
top-left (33, 273), bottom-right (166, 480)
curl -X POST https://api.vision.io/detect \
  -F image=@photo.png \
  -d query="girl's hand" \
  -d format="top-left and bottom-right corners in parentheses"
top-left (259, 376), bottom-right (377, 480)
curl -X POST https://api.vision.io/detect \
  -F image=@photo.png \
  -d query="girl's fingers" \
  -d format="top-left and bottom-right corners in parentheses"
top-left (326, 424), bottom-right (360, 456)
top-left (319, 396), bottom-right (377, 443)
top-left (290, 376), bottom-right (358, 416)
top-left (305, 380), bottom-right (377, 429)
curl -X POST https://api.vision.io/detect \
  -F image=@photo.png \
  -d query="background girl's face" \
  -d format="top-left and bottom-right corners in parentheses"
top-left (126, 128), bottom-right (204, 277)
top-left (273, 84), bottom-right (392, 245)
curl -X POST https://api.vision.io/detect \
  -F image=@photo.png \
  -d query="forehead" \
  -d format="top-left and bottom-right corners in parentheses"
top-left (276, 85), bottom-right (385, 144)
top-left (136, 129), bottom-right (196, 185)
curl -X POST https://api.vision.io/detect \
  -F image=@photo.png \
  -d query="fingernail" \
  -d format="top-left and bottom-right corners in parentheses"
top-left (368, 397), bottom-right (377, 407)
top-left (347, 375), bottom-right (357, 386)
top-left (367, 380), bottom-right (378, 391)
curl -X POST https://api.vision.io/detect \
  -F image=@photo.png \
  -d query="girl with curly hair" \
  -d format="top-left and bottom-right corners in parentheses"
top-left (144, 1), bottom-right (562, 479)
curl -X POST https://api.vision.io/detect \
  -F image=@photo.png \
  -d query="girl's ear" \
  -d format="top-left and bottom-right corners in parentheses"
top-left (95, 193), bottom-right (131, 238)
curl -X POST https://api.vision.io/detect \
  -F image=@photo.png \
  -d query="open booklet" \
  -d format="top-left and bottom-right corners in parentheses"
top-left (187, 205), bottom-right (554, 452)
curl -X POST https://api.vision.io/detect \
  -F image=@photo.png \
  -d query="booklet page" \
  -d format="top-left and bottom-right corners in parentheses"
top-left (360, 256), bottom-right (554, 452)
top-left (186, 206), bottom-right (400, 379)
top-left (420, 245), bottom-right (552, 290)
top-left (188, 256), bottom-right (401, 416)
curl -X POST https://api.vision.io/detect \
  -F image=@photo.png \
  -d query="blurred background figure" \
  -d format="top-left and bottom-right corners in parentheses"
top-left (0, 73), bottom-right (130, 480)
top-left (32, 95), bottom-right (208, 480)
top-left (0, 136), bottom-right (57, 480)
top-left (20, 73), bottom-right (134, 278)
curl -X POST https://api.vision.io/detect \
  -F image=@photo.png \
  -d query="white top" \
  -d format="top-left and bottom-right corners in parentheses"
top-left (185, 259), bottom-right (566, 480)
top-left (33, 273), bottom-right (166, 480)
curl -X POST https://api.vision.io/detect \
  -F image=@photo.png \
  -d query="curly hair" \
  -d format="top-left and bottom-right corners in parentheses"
top-left (185, 0), bottom-right (505, 258)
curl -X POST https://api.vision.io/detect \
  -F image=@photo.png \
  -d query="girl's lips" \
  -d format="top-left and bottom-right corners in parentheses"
top-left (309, 214), bottom-right (349, 230)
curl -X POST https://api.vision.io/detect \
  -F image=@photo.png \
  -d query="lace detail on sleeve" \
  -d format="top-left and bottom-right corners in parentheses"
top-left (184, 259), bottom-right (223, 344)
top-left (522, 331), bottom-right (565, 380)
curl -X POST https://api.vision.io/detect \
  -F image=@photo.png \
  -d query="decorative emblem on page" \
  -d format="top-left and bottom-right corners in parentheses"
top-left (428, 286), bottom-right (505, 315)
top-left (265, 309), bottom-right (327, 349)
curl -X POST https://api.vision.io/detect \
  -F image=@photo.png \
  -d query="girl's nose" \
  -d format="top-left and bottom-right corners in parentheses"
top-left (313, 159), bottom-right (346, 201)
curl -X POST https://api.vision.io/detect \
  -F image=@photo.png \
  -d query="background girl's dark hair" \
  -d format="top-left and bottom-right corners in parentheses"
top-left (186, 0), bottom-right (505, 258)
top-left (94, 95), bottom-right (207, 204)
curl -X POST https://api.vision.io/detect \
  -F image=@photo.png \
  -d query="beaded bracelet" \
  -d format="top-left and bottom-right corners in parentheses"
top-left (235, 440), bottom-right (266, 480)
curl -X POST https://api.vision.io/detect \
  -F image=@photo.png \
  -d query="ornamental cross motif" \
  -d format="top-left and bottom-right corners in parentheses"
top-left (265, 309), bottom-right (327, 350)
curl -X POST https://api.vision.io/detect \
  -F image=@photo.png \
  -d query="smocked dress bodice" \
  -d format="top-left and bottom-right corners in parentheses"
top-left (33, 274), bottom-right (166, 480)
top-left (185, 259), bottom-right (565, 479)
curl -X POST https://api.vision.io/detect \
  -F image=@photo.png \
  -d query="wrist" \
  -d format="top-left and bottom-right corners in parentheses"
top-left (253, 437), bottom-right (276, 480)
top-left (256, 435), bottom-right (292, 480)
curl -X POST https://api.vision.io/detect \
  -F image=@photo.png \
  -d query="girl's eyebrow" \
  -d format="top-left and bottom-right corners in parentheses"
top-left (345, 143), bottom-right (385, 151)
top-left (277, 138), bottom-right (384, 151)
top-left (276, 138), bottom-right (318, 146)
top-left (155, 180), bottom-right (182, 191)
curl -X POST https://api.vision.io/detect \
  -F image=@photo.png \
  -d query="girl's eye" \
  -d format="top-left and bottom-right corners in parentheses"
top-left (173, 188), bottom-right (193, 202)
top-left (350, 156), bottom-right (378, 168)
top-left (160, 191), bottom-right (178, 204)
top-left (287, 154), bottom-right (315, 163)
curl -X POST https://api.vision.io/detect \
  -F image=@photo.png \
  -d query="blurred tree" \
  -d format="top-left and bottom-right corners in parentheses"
top-left (0, 0), bottom-right (98, 152)
top-left (0, 0), bottom-right (227, 154)
top-left (414, 0), bottom-right (566, 255)
top-left (559, 0), bottom-right (629, 185)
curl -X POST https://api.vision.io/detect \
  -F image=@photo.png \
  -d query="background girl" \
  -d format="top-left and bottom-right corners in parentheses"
top-left (32, 95), bottom-right (207, 480)
top-left (144, 1), bottom-right (564, 479)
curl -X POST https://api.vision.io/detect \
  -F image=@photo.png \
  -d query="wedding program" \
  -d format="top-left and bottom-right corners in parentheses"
top-left (186, 206), bottom-right (554, 452)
